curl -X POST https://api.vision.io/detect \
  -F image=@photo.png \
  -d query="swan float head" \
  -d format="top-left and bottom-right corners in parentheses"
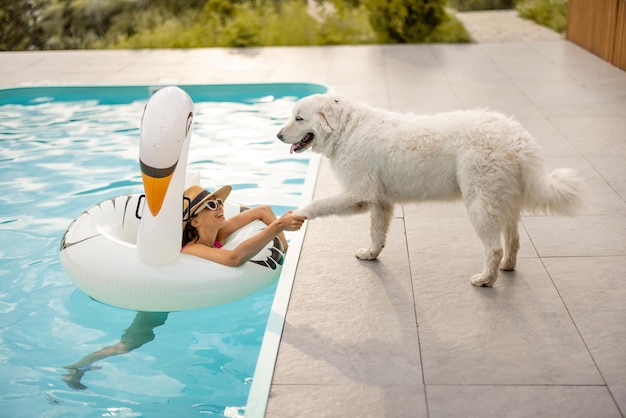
top-left (140, 87), bottom-right (194, 217)
top-left (137, 86), bottom-right (195, 265)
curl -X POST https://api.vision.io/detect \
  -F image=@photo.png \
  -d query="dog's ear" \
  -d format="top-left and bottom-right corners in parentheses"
top-left (318, 96), bottom-right (343, 132)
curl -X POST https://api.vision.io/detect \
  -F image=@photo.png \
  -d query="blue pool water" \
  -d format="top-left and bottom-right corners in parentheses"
top-left (0, 83), bottom-right (325, 417)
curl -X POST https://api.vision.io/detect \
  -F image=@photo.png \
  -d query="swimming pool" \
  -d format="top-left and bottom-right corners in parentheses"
top-left (0, 83), bottom-right (325, 417)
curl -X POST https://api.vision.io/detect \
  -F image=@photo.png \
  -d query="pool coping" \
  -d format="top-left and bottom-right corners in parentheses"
top-left (245, 152), bottom-right (321, 417)
top-left (0, 82), bottom-right (328, 105)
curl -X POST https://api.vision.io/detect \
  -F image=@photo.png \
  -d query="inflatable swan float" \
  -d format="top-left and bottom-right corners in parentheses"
top-left (60, 86), bottom-right (284, 312)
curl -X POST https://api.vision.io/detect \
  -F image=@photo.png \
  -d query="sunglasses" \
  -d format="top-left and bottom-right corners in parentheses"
top-left (193, 198), bottom-right (223, 215)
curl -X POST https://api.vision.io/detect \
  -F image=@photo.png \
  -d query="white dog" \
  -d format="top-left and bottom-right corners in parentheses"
top-left (277, 94), bottom-right (586, 287)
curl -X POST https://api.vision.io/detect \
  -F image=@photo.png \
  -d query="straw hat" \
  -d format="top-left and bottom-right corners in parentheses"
top-left (183, 185), bottom-right (232, 223)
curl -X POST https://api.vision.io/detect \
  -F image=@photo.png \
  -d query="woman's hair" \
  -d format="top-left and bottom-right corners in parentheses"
top-left (182, 219), bottom-right (198, 247)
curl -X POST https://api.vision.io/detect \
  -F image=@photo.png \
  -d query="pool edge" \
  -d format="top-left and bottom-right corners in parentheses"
top-left (245, 152), bottom-right (321, 417)
top-left (0, 82), bottom-right (329, 105)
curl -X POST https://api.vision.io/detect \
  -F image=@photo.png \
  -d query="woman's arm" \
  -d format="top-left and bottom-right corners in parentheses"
top-left (182, 211), bottom-right (305, 267)
top-left (218, 205), bottom-right (289, 250)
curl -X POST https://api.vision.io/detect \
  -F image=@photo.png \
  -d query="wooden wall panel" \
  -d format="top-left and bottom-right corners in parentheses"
top-left (567, 0), bottom-right (618, 62)
top-left (567, 0), bottom-right (626, 70)
top-left (613, 0), bottom-right (626, 69)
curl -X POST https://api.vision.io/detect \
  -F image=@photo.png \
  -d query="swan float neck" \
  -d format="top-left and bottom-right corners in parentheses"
top-left (137, 86), bottom-right (194, 265)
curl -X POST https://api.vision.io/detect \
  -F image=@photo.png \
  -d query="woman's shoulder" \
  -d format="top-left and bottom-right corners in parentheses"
top-left (181, 242), bottom-right (203, 254)
top-left (182, 241), bottom-right (222, 251)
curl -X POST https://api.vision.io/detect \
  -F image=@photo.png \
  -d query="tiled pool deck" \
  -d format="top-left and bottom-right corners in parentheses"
top-left (2, 14), bottom-right (625, 418)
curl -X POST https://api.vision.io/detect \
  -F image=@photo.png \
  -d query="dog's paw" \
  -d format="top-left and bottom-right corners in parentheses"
top-left (499, 260), bottom-right (516, 271)
top-left (293, 209), bottom-right (312, 219)
top-left (293, 208), bottom-right (313, 218)
top-left (355, 248), bottom-right (379, 260)
top-left (471, 273), bottom-right (496, 287)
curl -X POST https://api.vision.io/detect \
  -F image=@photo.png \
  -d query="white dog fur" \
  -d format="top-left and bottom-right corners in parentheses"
top-left (277, 94), bottom-right (586, 287)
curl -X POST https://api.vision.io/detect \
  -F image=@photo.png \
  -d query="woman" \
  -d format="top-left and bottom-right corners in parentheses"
top-left (181, 185), bottom-right (306, 267)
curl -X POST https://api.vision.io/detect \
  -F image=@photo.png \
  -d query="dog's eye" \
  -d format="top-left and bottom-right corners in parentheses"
top-left (295, 116), bottom-right (303, 121)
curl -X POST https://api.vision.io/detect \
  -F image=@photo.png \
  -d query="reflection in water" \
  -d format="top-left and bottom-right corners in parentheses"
top-left (62, 311), bottom-right (169, 390)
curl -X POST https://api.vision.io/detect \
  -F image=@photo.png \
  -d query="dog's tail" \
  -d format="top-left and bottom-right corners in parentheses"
top-left (523, 167), bottom-right (587, 216)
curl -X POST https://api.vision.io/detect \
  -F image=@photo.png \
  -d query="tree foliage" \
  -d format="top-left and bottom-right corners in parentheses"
top-left (38, 0), bottom-right (137, 49)
top-left (366, 0), bottom-right (447, 43)
top-left (1, 0), bottom-right (469, 50)
top-left (0, 0), bottom-right (44, 50)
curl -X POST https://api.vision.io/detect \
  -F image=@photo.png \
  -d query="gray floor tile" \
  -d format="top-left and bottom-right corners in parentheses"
top-left (536, 100), bottom-right (626, 119)
top-left (544, 256), bottom-right (626, 414)
top-left (383, 44), bottom-right (441, 70)
top-left (522, 214), bottom-right (626, 257)
top-left (549, 116), bottom-right (626, 157)
top-left (450, 80), bottom-right (543, 118)
top-left (586, 156), bottom-right (626, 182)
top-left (267, 384), bottom-right (427, 418)
top-left (427, 385), bottom-right (621, 418)
top-left (273, 307), bottom-right (421, 386)
top-left (404, 204), bottom-right (538, 263)
top-left (327, 47), bottom-right (387, 87)
top-left (612, 181), bottom-right (626, 202)
top-left (388, 86), bottom-right (461, 114)
top-left (517, 117), bottom-right (581, 157)
top-left (286, 216), bottom-right (414, 314)
top-left (412, 257), bottom-right (602, 385)
top-left (432, 45), bottom-right (510, 84)
top-left (545, 256), bottom-right (626, 312)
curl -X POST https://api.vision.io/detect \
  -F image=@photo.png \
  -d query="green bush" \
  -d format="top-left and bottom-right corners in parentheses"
top-left (424, 12), bottom-right (471, 43)
top-left (366, 0), bottom-right (447, 43)
top-left (104, 0), bottom-right (378, 48)
top-left (315, 2), bottom-right (378, 45)
top-left (0, 0), bottom-right (44, 50)
top-left (220, 3), bottom-right (262, 47)
top-left (257, 1), bottom-right (321, 46)
top-left (9, 0), bottom-right (471, 49)
top-left (39, 0), bottom-right (138, 49)
top-left (447, 0), bottom-right (514, 11)
top-left (516, 0), bottom-right (568, 33)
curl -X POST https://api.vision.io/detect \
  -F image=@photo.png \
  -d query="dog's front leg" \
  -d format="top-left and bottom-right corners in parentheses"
top-left (355, 202), bottom-right (394, 260)
top-left (295, 193), bottom-right (369, 219)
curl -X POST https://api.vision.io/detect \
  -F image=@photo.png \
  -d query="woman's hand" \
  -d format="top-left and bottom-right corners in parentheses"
top-left (274, 210), bottom-right (307, 232)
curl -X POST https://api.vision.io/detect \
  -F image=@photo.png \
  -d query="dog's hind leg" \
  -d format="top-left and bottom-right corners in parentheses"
top-left (471, 228), bottom-right (503, 287)
top-left (500, 215), bottom-right (520, 271)
top-left (465, 203), bottom-right (504, 287)
top-left (356, 202), bottom-right (394, 260)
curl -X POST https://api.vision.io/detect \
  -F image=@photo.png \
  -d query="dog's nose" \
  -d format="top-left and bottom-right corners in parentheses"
top-left (276, 131), bottom-right (283, 140)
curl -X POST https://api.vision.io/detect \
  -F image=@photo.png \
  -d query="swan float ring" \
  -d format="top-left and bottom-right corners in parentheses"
top-left (60, 86), bottom-right (284, 312)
